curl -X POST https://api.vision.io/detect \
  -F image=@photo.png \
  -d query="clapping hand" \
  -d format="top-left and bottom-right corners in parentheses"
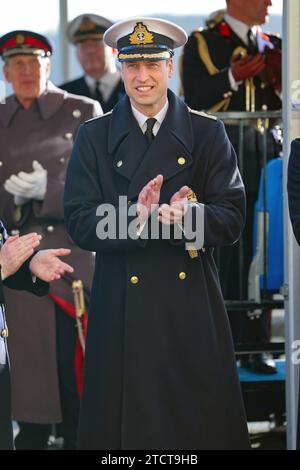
top-left (137, 174), bottom-right (164, 226)
top-left (0, 232), bottom-right (42, 280)
top-left (158, 186), bottom-right (190, 225)
top-left (29, 249), bottom-right (74, 282)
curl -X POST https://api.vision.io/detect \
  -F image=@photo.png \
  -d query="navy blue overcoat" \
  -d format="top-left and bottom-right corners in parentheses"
top-left (64, 90), bottom-right (249, 449)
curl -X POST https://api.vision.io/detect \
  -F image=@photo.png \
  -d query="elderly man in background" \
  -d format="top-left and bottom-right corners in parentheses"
top-left (60, 13), bottom-right (125, 113)
top-left (0, 30), bottom-right (101, 449)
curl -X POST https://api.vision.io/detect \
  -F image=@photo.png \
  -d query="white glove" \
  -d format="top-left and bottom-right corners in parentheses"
top-left (4, 160), bottom-right (47, 202)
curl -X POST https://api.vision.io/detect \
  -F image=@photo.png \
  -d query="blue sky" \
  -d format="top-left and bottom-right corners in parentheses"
top-left (0, 0), bottom-right (283, 34)
top-left (68, 0), bottom-right (283, 21)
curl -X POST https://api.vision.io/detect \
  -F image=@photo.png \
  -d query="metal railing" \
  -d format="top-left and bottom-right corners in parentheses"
top-left (211, 111), bottom-right (283, 353)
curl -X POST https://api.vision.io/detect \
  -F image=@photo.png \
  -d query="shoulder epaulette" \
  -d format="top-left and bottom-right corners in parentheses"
top-left (193, 27), bottom-right (204, 34)
top-left (85, 109), bottom-right (113, 124)
top-left (205, 9), bottom-right (226, 29)
top-left (188, 108), bottom-right (217, 120)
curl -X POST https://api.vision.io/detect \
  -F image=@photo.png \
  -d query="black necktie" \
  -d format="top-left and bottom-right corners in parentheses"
top-left (93, 81), bottom-right (104, 104)
top-left (247, 29), bottom-right (258, 55)
top-left (145, 118), bottom-right (157, 145)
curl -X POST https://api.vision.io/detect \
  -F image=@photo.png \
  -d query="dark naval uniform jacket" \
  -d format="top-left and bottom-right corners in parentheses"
top-left (181, 18), bottom-right (281, 194)
top-left (0, 220), bottom-right (48, 449)
top-left (288, 139), bottom-right (300, 245)
top-left (60, 75), bottom-right (125, 113)
top-left (287, 138), bottom-right (300, 450)
top-left (64, 89), bottom-right (250, 450)
top-left (182, 19), bottom-right (281, 114)
top-left (182, 18), bottom-right (282, 310)
top-left (0, 82), bottom-right (101, 423)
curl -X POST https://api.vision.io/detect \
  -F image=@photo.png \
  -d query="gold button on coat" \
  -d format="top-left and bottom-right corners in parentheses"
top-left (130, 276), bottom-right (139, 285)
top-left (179, 272), bottom-right (186, 280)
top-left (0, 161), bottom-right (3, 167)
top-left (178, 157), bottom-right (186, 166)
top-left (73, 109), bottom-right (82, 118)
top-left (64, 132), bottom-right (73, 140)
top-left (116, 160), bottom-right (123, 168)
top-left (1, 328), bottom-right (9, 338)
top-left (46, 225), bottom-right (54, 233)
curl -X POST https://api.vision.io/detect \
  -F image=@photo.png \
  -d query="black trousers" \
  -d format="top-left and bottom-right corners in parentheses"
top-left (14, 306), bottom-right (80, 450)
top-left (0, 363), bottom-right (14, 450)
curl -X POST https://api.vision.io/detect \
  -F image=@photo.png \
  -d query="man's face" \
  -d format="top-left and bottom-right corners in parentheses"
top-left (121, 59), bottom-right (173, 115)
top-left (235, 0), bottom-right (272, 25)
top-left (76, 39), bottom-right (107, 77)
top-left (243, 0), bottom-right (272, 25)
top-left (3, 54), bottom-right (50, 100)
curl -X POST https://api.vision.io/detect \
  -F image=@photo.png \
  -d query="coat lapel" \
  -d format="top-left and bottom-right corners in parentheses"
top-left (108, 96), bottom-right (149, 183)
top-left (108, 90), bottom-right (194, 200)
top-left (0, 95), bottom-right (20, 128)
top-left (127, 91), bottom-right (194, 199)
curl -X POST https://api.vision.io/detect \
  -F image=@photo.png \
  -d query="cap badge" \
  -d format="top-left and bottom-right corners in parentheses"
top-left (129, 22), bottom-right (153, 45)
top-left (79, 16), bottom-right (97, 32)
top-left (16, 34), bottom-right (25, 45)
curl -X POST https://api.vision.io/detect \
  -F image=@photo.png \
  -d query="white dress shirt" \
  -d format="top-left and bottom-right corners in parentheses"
top-left (131, 99), bottom-right (169, 135)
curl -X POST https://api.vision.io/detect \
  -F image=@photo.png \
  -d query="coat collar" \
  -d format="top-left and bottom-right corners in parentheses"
top-left (0, 94), bottom-right (20, 127)
top-left (221, 19), bottom-right (271, 55)
top-left (108, 89), bottom-right (194, 155)
top-left (0, 81), bottom-right (66, 127)
top-left (108, 89), bottom-right (194, 199)
top-left (37, 81), bottom-right (66, 120)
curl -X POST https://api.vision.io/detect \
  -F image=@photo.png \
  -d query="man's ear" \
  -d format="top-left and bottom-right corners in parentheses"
top-left (168, 58), bottom-right (174, 79)
top-left (45, 59), bottom-right (51, 80)
top-left (3, 63), bottom-right (11, 83)
top-left (120, 63), bottom-right (124, 80)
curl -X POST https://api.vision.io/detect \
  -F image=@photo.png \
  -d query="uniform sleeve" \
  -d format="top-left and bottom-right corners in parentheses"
top-left (3, 254), bottom-right (49, 296)
top-left (64, 124), bottom-right (147, 253)
top-left (182, 32), bottom-right (233, 110)
top-left (0, 223), bottom-right (9, 303)
top-left (0, 223), bottom-right (48, 297)
top-left (288, 139), bottom-right (300, 244)
top-left (168, 120), bottom-right (245, 252)
top-left (202, 119), bottom-right (246, 247)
